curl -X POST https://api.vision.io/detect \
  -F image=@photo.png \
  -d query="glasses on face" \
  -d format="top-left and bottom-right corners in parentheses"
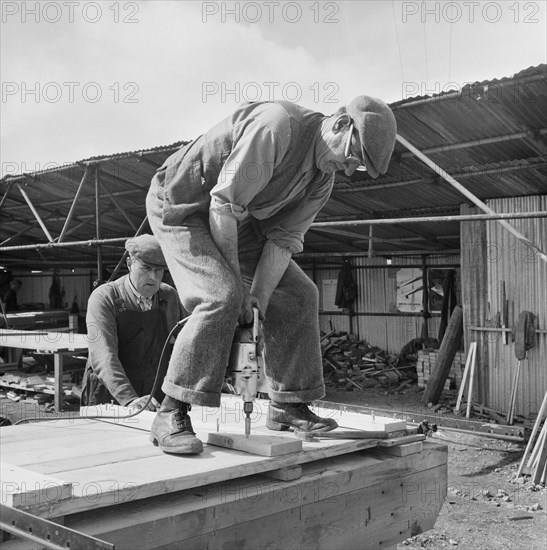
top-left (344, 123), bottom-right (368, 172)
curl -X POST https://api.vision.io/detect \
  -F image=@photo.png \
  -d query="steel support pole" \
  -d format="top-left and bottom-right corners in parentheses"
top-left (107, 216), bottom-right (149, 282)
top-left (0, 181), bottom-right (13, 211)
top-left (102, 184), bottom-right (138, 232)
top-left (58, 167), bottom-right (90, 243)
top-left (94, 166), bottom-right (103, 279)
top-left (16, 183), bottom-right (54, 242)
top-left (396, 134), bottom-right (547, 264)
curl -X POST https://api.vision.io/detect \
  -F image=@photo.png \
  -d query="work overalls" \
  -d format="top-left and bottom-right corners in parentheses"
top-left (81, 296), bottom-right (169, 406)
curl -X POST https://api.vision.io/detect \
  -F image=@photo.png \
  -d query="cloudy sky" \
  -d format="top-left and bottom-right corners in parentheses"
top-left (1, 0), bottom-right (546, 176)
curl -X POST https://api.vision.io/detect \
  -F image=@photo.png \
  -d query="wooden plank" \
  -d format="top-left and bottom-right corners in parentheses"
top-left (1, 398), bottom-right (414, 519)
top-left (517, 389), bottom-right (547, 476)
top-left (0, 419), bottom-right (143, 451)
top-left (1, 463), bottom-right (72, 508)
top-left (155, 465), bottom-right (446, 550)
top-left (532, 424), bottom-right (547, 484)
top-left (0, 329), bottom-right (88, 353)
top-left (454, 342), bottom-right (476, 414)
top-left (14, 442), bottom-right (160, 476)
top-left (506, 360), bottom-right (522, 425)
top-left (14, 431), bottom-right (381, 518)
top-left (207, 433), bottom-right (302, 457)
top-left (466, 344), bottom-right (477, 418)
top-left (381, 441), bottom-right (423, 456)
top-left (59, 444), bottom-right (447, 550)
top-left (377, 434), bottom-right (425, 447)
top-left (260, 465), bottom-right (302, 481)
top-left (2, 430), bottom-right (148, 469)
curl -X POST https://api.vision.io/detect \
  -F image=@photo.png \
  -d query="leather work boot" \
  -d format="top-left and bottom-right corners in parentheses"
top-left (150, 396), bottom-right (203, 454)
top-left (266, 401), bottom-right (338, 432)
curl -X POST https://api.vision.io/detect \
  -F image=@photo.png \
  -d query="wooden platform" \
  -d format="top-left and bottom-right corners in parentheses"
top-left (0, 397), bottom-right (447, 550)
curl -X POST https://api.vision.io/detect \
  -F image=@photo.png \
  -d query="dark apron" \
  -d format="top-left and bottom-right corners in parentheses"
top-left (81, 308), bottom-right (169, 406)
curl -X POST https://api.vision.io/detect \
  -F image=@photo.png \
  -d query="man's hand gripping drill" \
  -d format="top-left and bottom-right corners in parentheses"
top-left (228, 307), bottom-right (262, 438)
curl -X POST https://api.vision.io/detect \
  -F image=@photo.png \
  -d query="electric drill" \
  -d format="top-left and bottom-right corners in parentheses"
top-left (228, 307), bottom-right (260, 438)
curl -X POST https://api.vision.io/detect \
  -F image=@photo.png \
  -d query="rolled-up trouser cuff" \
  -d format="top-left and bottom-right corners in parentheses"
top-left (268, 383), bottom-right (325, 404)
top-left (162, 380), bottom-right (221, 407)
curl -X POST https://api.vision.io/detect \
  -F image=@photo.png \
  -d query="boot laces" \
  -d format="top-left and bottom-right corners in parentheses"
top-left (174, 404), bottom-right (195, 434)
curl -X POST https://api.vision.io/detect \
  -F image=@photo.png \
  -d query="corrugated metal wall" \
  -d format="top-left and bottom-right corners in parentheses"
top-left (12, 269), bottom-right (92, 313)
top-left (462, 195), bottom-right (547, 417)
top-left (301, 254), bottom-right (460, 354)
top-left (486, 196), bottom-right (546, 416)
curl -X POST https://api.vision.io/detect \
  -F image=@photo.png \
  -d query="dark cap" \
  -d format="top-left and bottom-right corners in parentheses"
top-left (346, 96), bottom-right (397, 178)
top-left (125, 234), bottom-right (167, 268)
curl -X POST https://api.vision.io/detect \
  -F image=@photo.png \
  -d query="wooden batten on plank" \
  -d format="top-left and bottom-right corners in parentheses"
top-left (207, 433), bottom-right (302, 456)
top-left (0, 463), bottom-right (72, 508)
top-left (377, 434), bottom-right (426, 448)
top-left (382, 441), bottom-right (423, 457)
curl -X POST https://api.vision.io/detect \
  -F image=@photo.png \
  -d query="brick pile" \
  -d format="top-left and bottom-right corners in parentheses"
top-left (416, 349), bottom-right (466, 391)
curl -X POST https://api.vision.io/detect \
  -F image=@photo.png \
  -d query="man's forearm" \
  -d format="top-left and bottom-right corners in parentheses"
top-left (209, 209), bottom-right (241, 277)
top-left (251, 240), bottom-right (291, 312)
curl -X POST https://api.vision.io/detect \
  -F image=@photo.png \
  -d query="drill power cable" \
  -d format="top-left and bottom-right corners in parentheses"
top-left (13, 316), bottom-right (191, 425)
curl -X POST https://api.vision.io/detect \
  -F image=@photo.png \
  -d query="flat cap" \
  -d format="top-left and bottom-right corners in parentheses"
top-left (125, 234), bottom-right (167, 268)
top-left (346, 96), bottom-right (397, 178)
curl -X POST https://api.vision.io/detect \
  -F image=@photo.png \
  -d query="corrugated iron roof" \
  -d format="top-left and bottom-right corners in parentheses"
top-left (1, 65), bottom-right (545, 267)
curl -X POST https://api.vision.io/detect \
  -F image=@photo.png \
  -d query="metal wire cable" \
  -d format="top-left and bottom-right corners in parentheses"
top-left (13, 316), bottom-right (190, 425)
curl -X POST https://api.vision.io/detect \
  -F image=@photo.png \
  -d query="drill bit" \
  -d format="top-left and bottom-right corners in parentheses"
top-left (244, 402), bottom-right (253, 438)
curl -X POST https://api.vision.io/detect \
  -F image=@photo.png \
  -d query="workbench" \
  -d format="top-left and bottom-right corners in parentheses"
top-left (0, 329), bottom-right (88, 412)
top-left (3, 310), bottom-right (69, 331)
top-left (0, 397), bottom-right (447, 550)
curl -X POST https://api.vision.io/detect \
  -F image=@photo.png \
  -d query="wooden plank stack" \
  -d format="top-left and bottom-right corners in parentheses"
top-left (0, 398), bottom-right (448, 550)
top-left (417, 349), bottom-right (466, 391)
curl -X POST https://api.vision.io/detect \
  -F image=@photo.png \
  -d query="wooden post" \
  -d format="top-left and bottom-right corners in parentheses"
top-left (532, 424), bottom-right (547, 484)
top-left (517, 389), bottom-right (547, 477)
top-left (421, 255), bottom-right (429, 339)
top-left (454, 342), bottom-right (476, 414)
top-left (95, 166), bottom-right (103, 280)
top-left (507, 360), bottom-right (522, 425)
top-left (465, 346), bottom-right (477, 419)
top-left (422, 305), bottom-right (463, 406)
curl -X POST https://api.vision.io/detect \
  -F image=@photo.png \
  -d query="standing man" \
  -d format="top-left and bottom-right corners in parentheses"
top-left (1, 279), bottom-right (22, 312)
top-left (146, 96), bottom-right (397, 454)
top-left (81, 234), bottom-right (187, 411)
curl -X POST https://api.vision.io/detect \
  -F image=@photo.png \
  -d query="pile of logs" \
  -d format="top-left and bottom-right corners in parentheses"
top-left (321, 331), bottom-right (418, 391)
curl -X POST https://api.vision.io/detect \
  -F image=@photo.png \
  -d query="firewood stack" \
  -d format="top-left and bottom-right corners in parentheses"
top-left (321, 331), bottom-right (417, 391)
